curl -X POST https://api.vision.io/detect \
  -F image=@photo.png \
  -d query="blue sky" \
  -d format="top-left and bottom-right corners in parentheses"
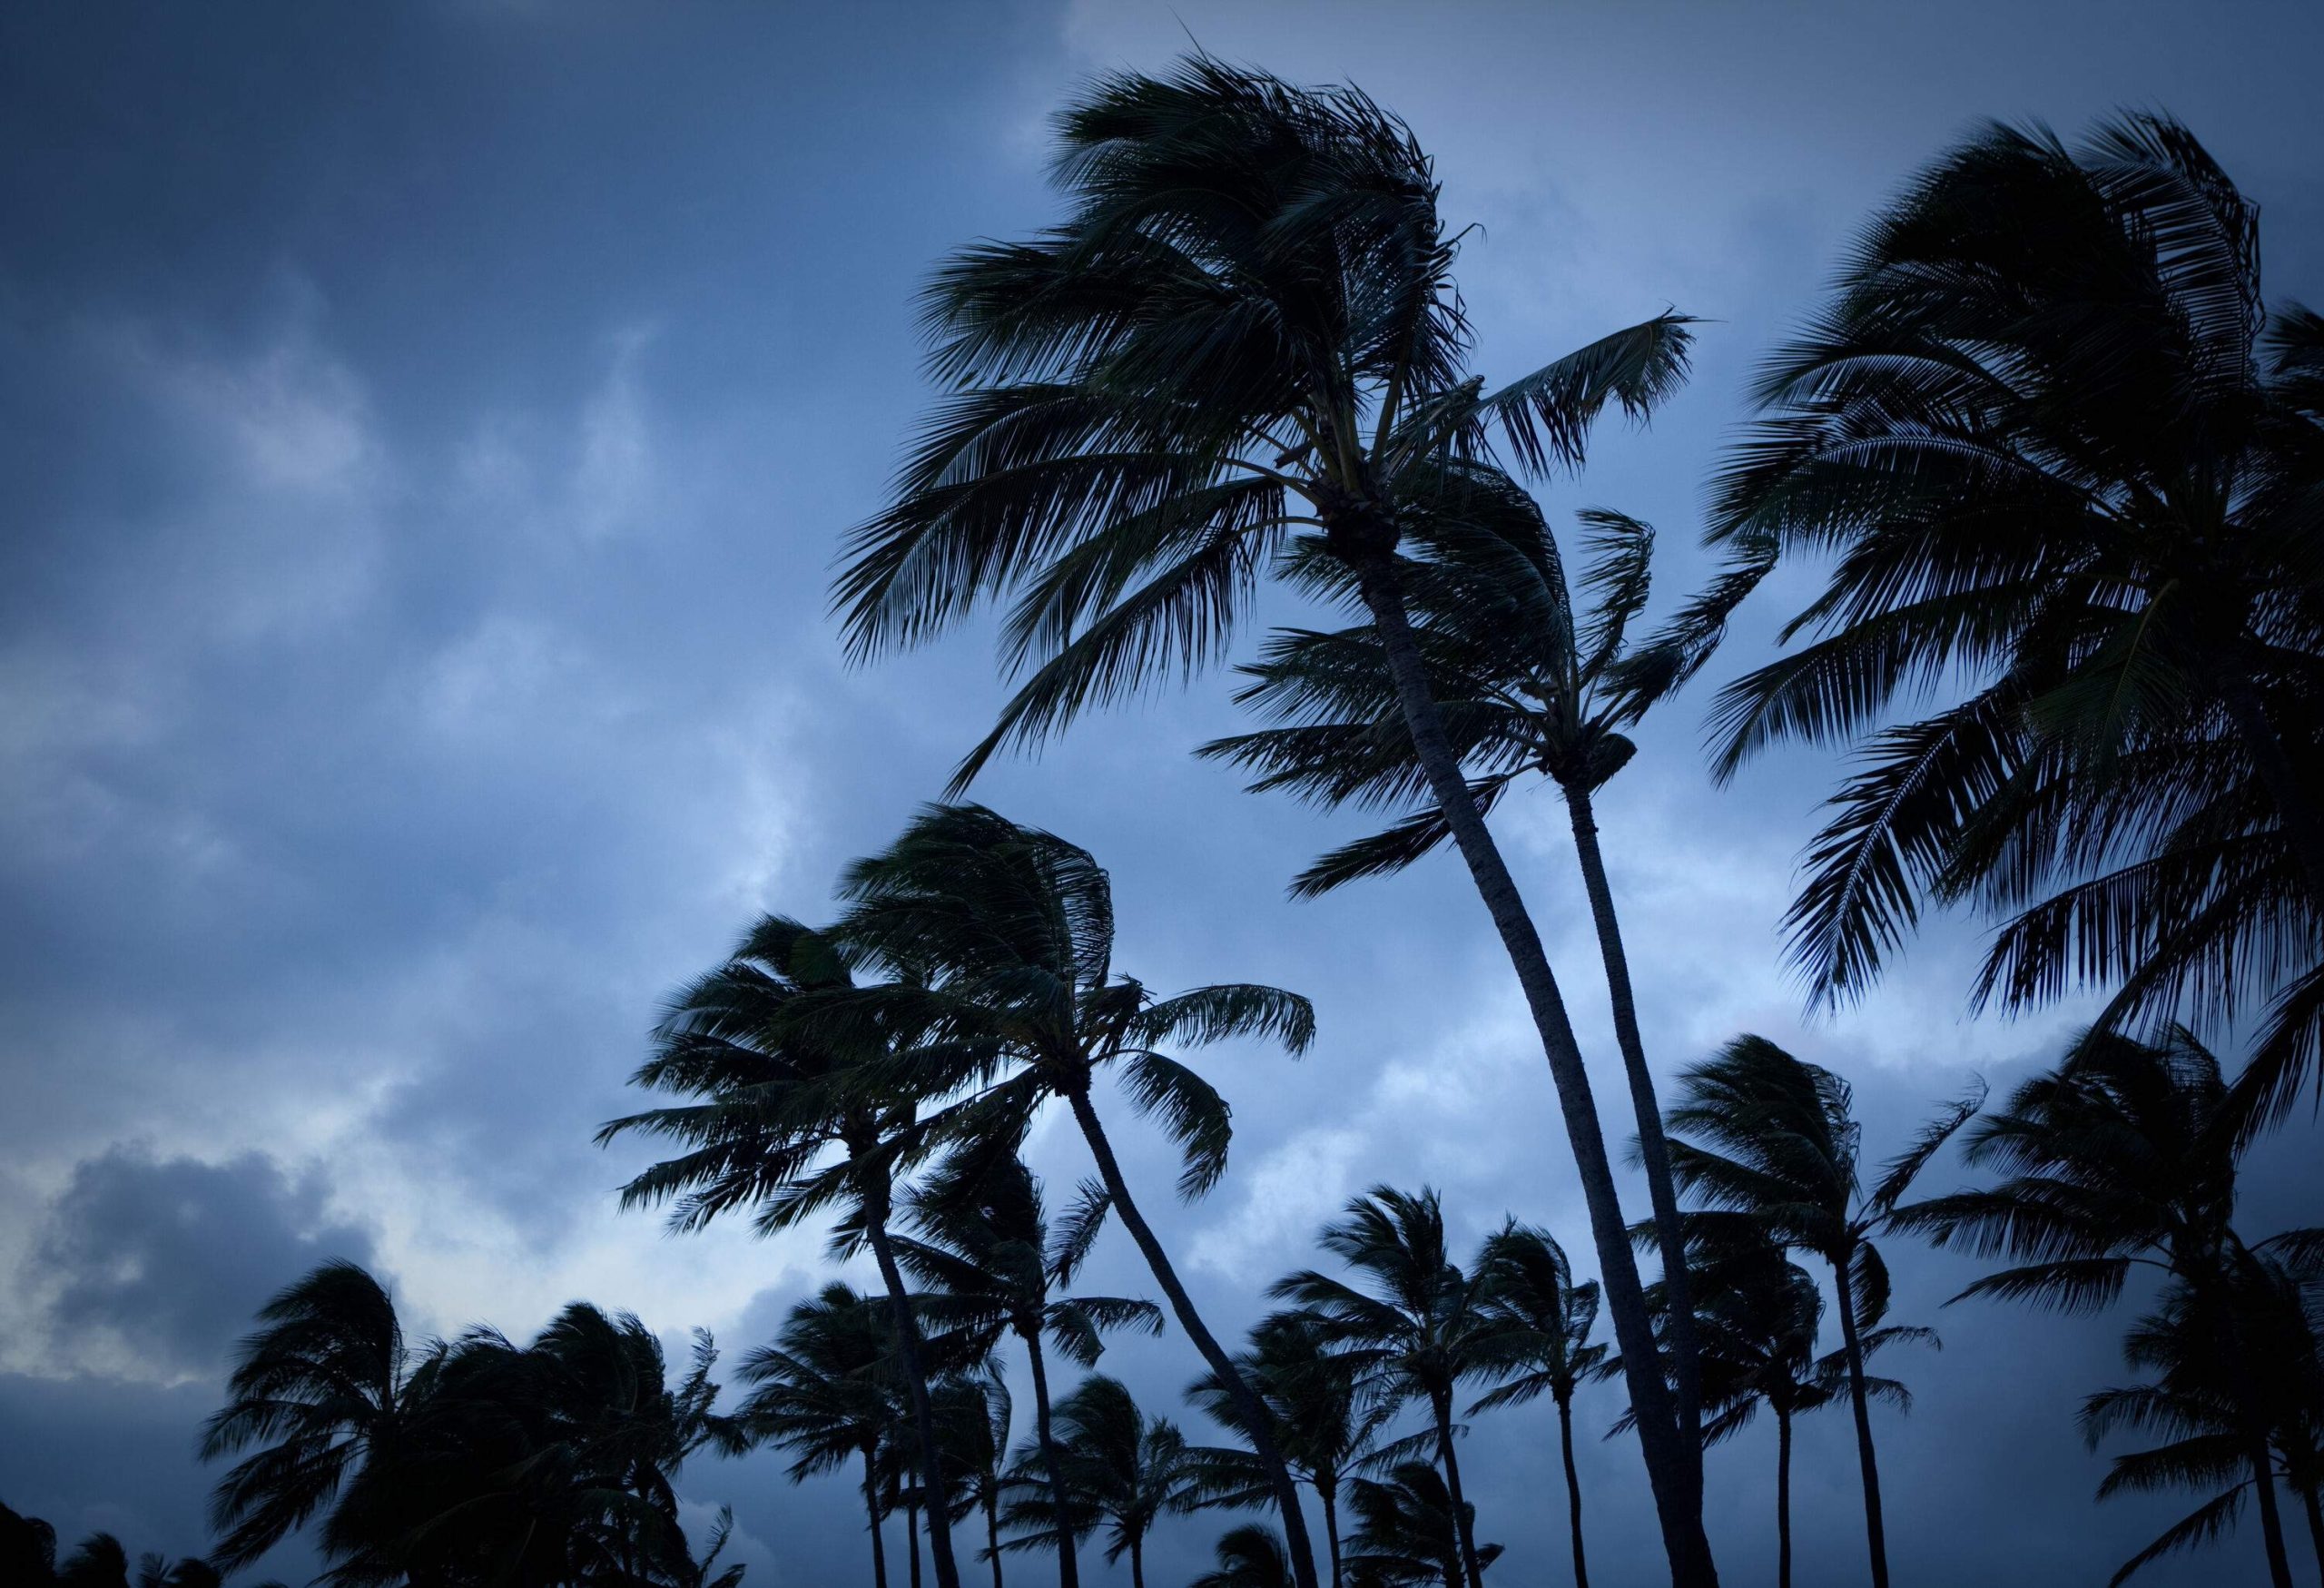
top-left (4, 3), bottom-right (2321, 1584)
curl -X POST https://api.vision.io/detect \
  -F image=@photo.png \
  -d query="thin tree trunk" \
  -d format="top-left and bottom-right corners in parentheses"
top-left (1564, 784), bottom-right (1703, 1458)
top-left (907, 1497), bottom-right (924, 1588)
top-left (1062, 1087), bottom-right (1324, 1588)
top-left (987, 1494), bottom-right (1004, 1588)
top-left (1129, 1535), bottom-right (1145, 1588)
top-left (1354, 558), bottom-right (1716, 1588)
top-left (866, 1448), bottom-right (891, 1588)
top-left (863, 1181), bottom-right (965, 1588)
top-left (1021, 1327), bottom-right (1081, 1588)
top-left (1830, 1254), bottom-right (1889, 1588)
top-left (1776, 1410), bottom-right (1792, 1588)
top-left (1320, 1479), bottom-right (1343, 1588)
top-left (2216, 667), bottom-right (2324, 902)
top-left (1431, 1388), bottom-right (1485, 1588)
top-left (2246, 1435), bottom-right (2296, 1588)
top-left (1557, 1392), bottom-right (1589, 1588)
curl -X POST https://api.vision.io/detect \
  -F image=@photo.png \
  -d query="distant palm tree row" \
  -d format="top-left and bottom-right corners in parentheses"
top-left (31, 52), bottom-right (2319, 1588)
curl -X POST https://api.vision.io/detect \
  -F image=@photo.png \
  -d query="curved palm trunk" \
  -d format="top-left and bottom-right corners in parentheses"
top-left (1019, 1326), bottom-right (1081, 1588)
top-left (2244, 1434), bottom-right (2295, 1588)
top-left (1556, 1391), bottom-right (1589, 1588)
top-left (1061, 1087), bottom-right (1324, 1588)
top-left (862, 1183), bottom-right (965, 1588)
top-left (1428, 1388), bottom-right (1485, 1588)
top-left (1354, 559), bottom-right (1716, 1588)
top-left (866, 1449), bottom-right (892, 1588)
top-left (1828, 1255), bottom-right (1889, 1588)
top-left (1775, 1409), bottom-right (1792, 1588)
top-left (1564, 784), bottom-right (1703, 1455)
top-left (2216, 668), bottom-right (2324, 901)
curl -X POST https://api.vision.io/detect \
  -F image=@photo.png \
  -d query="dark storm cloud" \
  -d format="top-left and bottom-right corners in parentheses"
top-left (4, 3), bottom-right (2321, 1586)
top-left (34, 1147), bottom-right (378, 1378)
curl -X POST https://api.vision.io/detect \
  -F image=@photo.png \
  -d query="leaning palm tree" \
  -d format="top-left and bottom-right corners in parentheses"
top-left (998, 1376), bottom-right (1193, 1588)
top-left (199, 1259), bottom-right (437, 1576)
top-left (1679, 111), bottom-right (2324, 1125)
top-left (1202, 505), bottom-right (1709, 1451)
top-left (1663, 1038), bottom-right (1974, 1588)
top-left (736, 1282), bottom-right (910, 1588)
top-left (1339, 1465), bottom-right (1497, 1588)
top-left (1467, 1224), bottom-right (1607, 1588)
top-left (2083, 1256), bottom-right (2324, 1585)
top-left (832, 57), bottom-right (1712, 1583)
top-left (1896, 1028), bottom-right (2324, 1587)
top-left (1273, 1188), bottom-right (1511, 1588)
top-left (828, 804), bottom-right (1323, 1581)
top-left (898, 1148), bottom-right (1162, 1588)
top-left (597, 916), bottom-right (967, 1588)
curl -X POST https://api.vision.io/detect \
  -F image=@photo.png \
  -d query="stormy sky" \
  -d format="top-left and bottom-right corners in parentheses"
top-left (4, 4), bottom-right (2319, 1584)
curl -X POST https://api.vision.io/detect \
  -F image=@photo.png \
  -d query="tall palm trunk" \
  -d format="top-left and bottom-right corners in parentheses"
top-left (862, 1177), bottom-right (965, 1588)
top-left (1318, 1478), bottom-right (1343, 1588)
top-left (1061, 1087), bottom-right (1324, 1588)
top-left (986, 1494), bottom-right (1004, 1588)
top-left (2299, 1481), bottom-right (2324, 1584)
top-left (1829, 1253), bottom-right (1889, 1588)
top-left (907, 1494), bottom-right (924, 1588)
top-left (864, 1450), bottom-right (891, 1588)
top-left (1354, 558), bottom-right (1716, 1588)
top-left (2244, 1433), bottom-right (2296, 1588)
top-left (1429, 1387), bottom-right (1485, 1588)
top-left (1775, 1409), bottom-right (1792, 1588)
top-left (1555, 1391), bottom-right (1589, 1588)
top-left (1128, 1534), bottom-right (1146, 1588)
top-left (1563, 784), bottom-right (1702, 1455)
top-left (1019, 1325), bottom-right (1081, 1588)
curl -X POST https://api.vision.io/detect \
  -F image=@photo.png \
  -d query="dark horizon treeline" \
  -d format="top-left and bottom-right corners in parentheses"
top-left (15, 51), bottom-right (2321, 1588)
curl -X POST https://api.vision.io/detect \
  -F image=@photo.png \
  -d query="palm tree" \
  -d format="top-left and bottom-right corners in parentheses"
top-left (1895, 1028), bottom-right (2324, 1587)
top-left (736, 1282), bottom-right (910, 1588)
top-left (1201, 506), bottom-right (1710, 1454)
top-left (998, 1376), bottom-right (1193, 1588)
top-left (897, 1148), bottom-right (1163, 1588)
top-left (832, 58), bottom-right (1714, 1583)
top-left (2083, 1256), bottom-right (2324, 1585)
top-left (1679, 111), bottom-right (2324, 1123)
top-left (1184, 1311), bottom-right (1399, 1588)
top-left (1339, 1465), bottom-right (1497, 1588)
top-left (1193, 1526), bottom-right (1296, 1588)
top-left (597, 916), bottom-right (968, 1588)
top-left (199, 1259), bottom-right (435, 1575)
top-left (932, 1367), bottom-right (1015, 1588)
top-left (1273, 1188), bottom-right (1511, 1588)
top-left (1662, 1037), bottom-right (1974, 1588)
top-left (828, 804), bottom-right (1324, 1583)
top-left (1467, 1224), bottom-right (1607, 1588)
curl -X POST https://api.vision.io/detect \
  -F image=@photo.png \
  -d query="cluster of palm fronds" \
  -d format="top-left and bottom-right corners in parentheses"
top-left (44, 48), bottom-right (2323, 1588)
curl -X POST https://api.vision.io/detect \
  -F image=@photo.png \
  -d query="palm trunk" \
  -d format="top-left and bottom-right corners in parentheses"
top-left (1829, 1254), bottom-right (1889, 1588)
top-left (2216, 667), bottom-right (2324, 901)
top-left (1020, 1327), bottom-right (1080, 1588)
top-left (907, 1496), bottom-right (924, 1588)
top-left (1775, 1409), bottom-right (1792, 1588)
top-left (865, 1447), bottom-right (891, 1588)
top-left (1556, 1391), bottom-right (1589, 1588)
top-left (1129, 1535), bottom-right (1146, 1588)
top-left (1563, 784), bottom-right (1703, 1457)
top-left (862, 1179), bottom-right (965, 1588)
top-left (2246, 1434), bottom-right (2295, 1588)
top-left (987, 1494), bottom-right (1004, 1588)
top-left (1354, 558), bottom-right (1715, 1588)
top-left (1061, 1086), bottom-right (1324, 1588)
top-left (1319, 1478), bottom-right (1343, 1588)
top-left (1430, 1387), bottom-right (1485, 1588)
top-left (2299, 1482), bottom-right (2324, 1584)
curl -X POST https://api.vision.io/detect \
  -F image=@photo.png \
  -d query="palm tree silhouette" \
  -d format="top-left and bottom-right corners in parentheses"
top-left (2083, 1254), bottom-right (2324, 1585)
top-left (831, 58), bottom-right (1713, 1583)
top-left (1681, 111), bottom-right (2324, 1118)
top-left (1663, 1037), bottom-right (1974, 1588)
top-left (596, 915), bottom-right (968, 1588)
top-left (931, 1366), bottom-right (1015, 1588)
top-left (1273, 1188), bottom-right (1510, 1588)
top-left (1183, 1310), bottom-right (1398, 1588)
top-left (828, 804), bottom-right (1320, 1579)
top-left (736, 1281), bottom-right (910, 1588)
top-left (1467, 1224), bottom-right (1608, 1588)
top-left (895, 1148), bottom-right (1162, 1588)
top-left (997, 1375), bottom-right (1193, 1588)
top-left (1896, 1028), bottom-right (2324, 1586)
top-left (1339, 1464), bottom-right (1497, 1588)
